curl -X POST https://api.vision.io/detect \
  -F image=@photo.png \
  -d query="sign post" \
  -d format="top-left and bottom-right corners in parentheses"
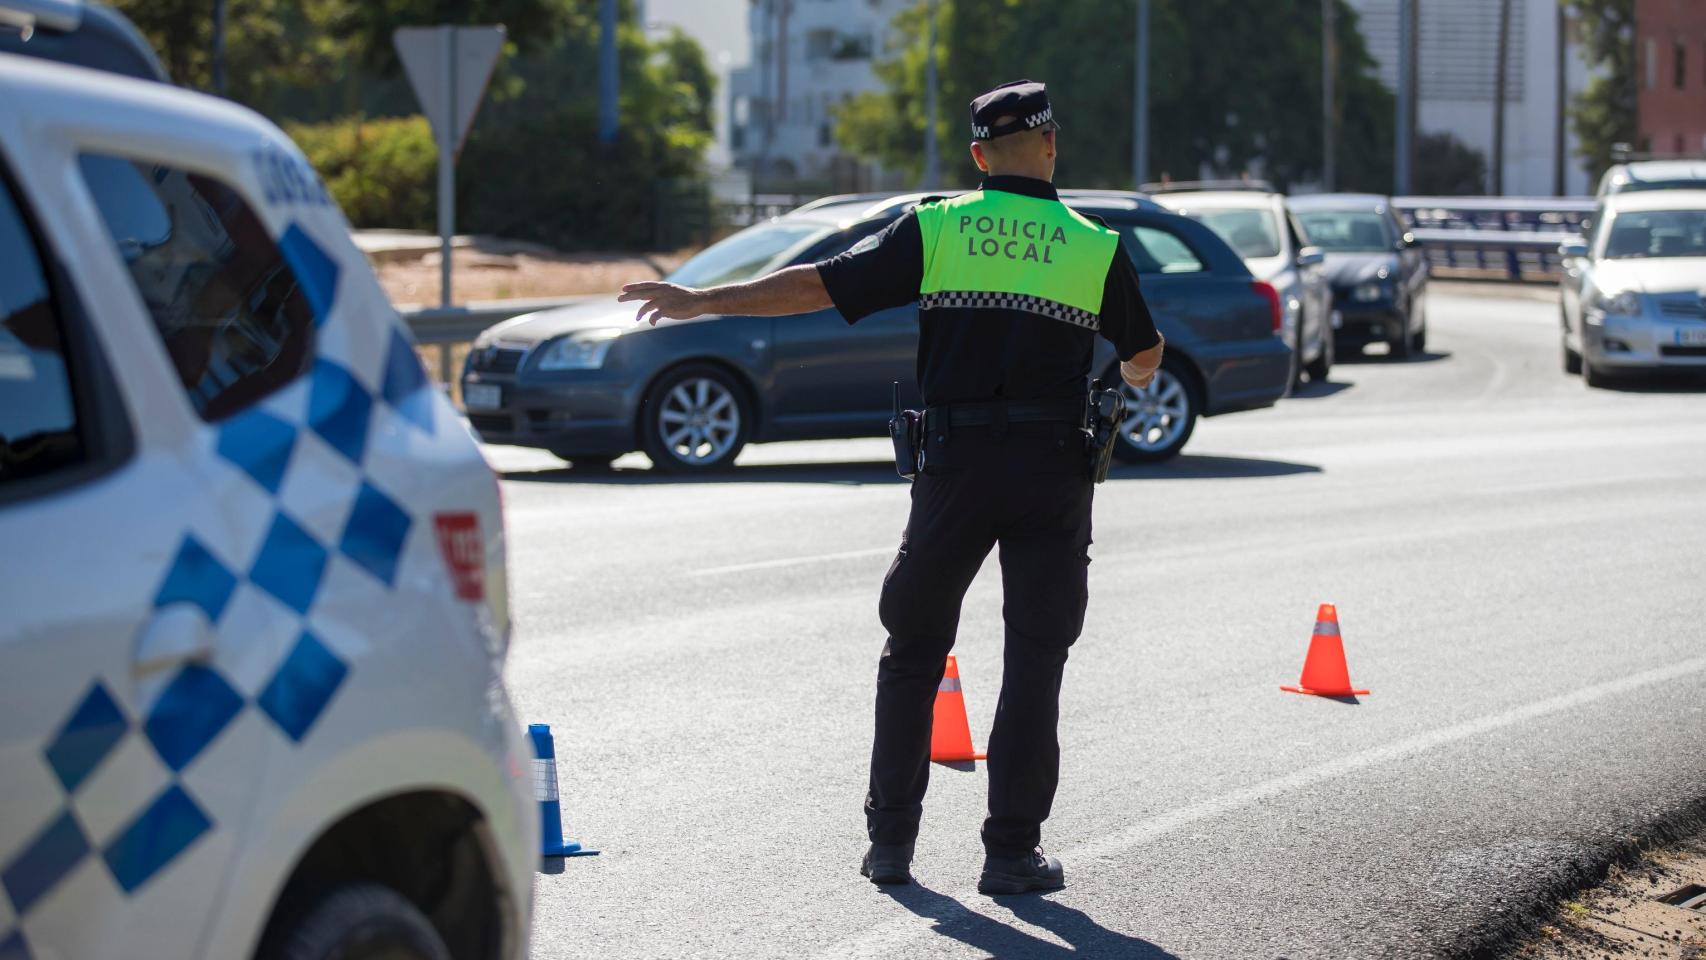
top-left (394, 25), bottom-right (505, 309)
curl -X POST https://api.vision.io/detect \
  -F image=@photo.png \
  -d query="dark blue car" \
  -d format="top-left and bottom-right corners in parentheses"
top-left (463, 191), bottom-right (1291, 471)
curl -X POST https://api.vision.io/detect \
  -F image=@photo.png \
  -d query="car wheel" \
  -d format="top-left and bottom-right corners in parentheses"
top-left (641, 364), bottom-right (751, 473)
top-left (1108, 355), bottom-right (1199, 463)
top-left (1582, 356), bottom-right (1611, 389)
top-left (1562, 338), bottom-right (1582, 375)
top-left (1305, 320), bottom-right (1334, 382)
top-left (259, 883), bottom-right (450, 960)
top-left (1388, 305), bottom-right (1413, 360)
top-left (1284, 324), bottom-right (1302, 394)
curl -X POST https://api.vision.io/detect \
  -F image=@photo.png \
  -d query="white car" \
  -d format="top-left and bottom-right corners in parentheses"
top-left (1151, 188), bottom-right (1334, 388)
top-left (0, 33), bottom-right (534, 960)
top-left (1560, 190), bottom-right (1706, 387)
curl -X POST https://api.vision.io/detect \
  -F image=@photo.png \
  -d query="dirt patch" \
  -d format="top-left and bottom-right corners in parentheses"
top-left (1510, 837), bottom-right (1706, 959)
top-left (377, 244), bottom-right (694, 307)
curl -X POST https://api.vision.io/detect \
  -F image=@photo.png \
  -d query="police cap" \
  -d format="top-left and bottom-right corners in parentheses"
top-left (969, 80), bottom-right (1059, 141)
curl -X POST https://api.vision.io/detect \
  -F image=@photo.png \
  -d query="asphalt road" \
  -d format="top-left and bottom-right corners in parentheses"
top-left (491, 283), bottom-right (1706, 960)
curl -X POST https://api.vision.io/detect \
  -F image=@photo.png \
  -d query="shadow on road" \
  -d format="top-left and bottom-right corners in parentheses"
top-left (1287, 379), bottom-right (1354, 400)
top-left (1336, 347), bottom-right (1454, 365)
top-left (1592, 371), bottom-right (1706, 394)
top-left (878, 881), bottom-right (1180, 959)
top-left (501, 459), bottom-right (905, 486)
top-left (1108, 454), bottom-right (1322, 481)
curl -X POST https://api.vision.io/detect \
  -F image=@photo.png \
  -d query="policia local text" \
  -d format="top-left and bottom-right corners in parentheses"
top-left (957, 214), bottom-right (1069, 263)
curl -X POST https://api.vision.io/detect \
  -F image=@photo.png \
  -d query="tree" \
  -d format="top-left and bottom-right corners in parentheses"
top-left (1564, 0), bottom-right (1637, 184)
top-left (108, 0), bottom-right (338, 101)
top-left (836, 0), bottom-right (1394, 192)
top-left (1413, 133), bottom-right (1488, 196)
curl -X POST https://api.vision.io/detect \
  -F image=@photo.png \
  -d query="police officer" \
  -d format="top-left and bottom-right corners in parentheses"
top-left (620, 80), bottom-right (1164, 895)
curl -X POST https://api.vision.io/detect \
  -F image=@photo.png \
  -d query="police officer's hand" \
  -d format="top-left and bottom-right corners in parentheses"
top-left (1120, 360), bottom-right (1158, 390)
top-left (619, 281), bottom-right (706, 326)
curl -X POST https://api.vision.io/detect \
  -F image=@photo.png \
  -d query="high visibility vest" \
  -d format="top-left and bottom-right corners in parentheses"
top-left (915, 189), bottom-right (1121, 332)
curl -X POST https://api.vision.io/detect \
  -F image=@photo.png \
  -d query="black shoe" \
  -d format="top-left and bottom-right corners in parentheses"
top-left (978, 847), bottom-right (1064, 895)
top-left (861, 842), bottom-right (914, 885)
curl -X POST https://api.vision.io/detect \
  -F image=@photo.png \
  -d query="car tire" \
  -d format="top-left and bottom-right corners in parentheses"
top-left (1305, 321), bottom-right (1334, 382)
top-left (1562, 339), bottom-right (1583, 375)
top-left (259, 883), bottom-right (450, 960)
top-left (1388, 306), bottom-right (1413, 360)
top-left (1284, 323), bottom-right (1302, 394)
top-left (1108, 354), bottom-right (1200, 464)
top-left (1582, 356), bottom-right (1611, 389)
top-left (640, 363), bottom-right (752, 473)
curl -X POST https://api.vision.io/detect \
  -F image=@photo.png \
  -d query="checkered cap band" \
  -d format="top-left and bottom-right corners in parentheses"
top-left (920, 290), bottom-right (1099, 332)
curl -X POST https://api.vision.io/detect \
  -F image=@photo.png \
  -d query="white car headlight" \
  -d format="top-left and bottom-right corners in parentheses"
top-left (1352, 281), bottom-right (1387, 303)
top-left (536, 329), bottom-right (622, 370)
top-left (1591, 290), bottom-right (1642, 317)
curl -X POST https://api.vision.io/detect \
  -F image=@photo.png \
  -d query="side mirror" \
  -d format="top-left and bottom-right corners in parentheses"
top-left (1295, 246), bottom-right (1325, 268)
top-left (1559, 238), bottom-right (1589, 259)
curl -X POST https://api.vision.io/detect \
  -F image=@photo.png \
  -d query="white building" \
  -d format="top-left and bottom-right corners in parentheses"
top-left (728, 0), bottom-right (913, 190)
top-left (1346, 0), bottom-right (1597, 196)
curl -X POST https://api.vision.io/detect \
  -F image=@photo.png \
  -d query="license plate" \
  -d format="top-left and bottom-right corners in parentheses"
top-left (463, 382), bottom-right (502, 410)
top-left (1677, 327), bottom-right (1706, 346)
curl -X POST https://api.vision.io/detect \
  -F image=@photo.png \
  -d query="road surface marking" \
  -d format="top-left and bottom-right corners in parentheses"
top-left (690, 546), bottom-right (896, 577)
top-left (821, 653), bottom-right (1706, 958)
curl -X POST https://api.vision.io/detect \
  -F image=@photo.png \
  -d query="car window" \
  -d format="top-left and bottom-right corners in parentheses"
top-left (1184, 208), bottom-right (1282, 259)
top-left (1600, 209), bottom-right (1706, 259)
top-left (666, 221), bottom-right (832, 287)
top-left (799, 219), bottom-right (889, 262)
top-left (1122, 225), bottom-right (1207, 275)
top-left (0, 178), bottom-right (85, 486)
top-left (1294, 211), bottom-right (1396, 253)
top-left (78, 154), bottom-right (315, 422)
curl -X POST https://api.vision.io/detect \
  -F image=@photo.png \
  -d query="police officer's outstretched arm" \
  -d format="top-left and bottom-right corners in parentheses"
top-left (1095, 238), bottom-right (1166, 389)
top-left (619, 265), bottom-right (833, 326)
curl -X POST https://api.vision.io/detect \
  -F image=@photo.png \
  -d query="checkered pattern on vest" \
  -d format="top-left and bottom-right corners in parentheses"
top-left (919, 290), bottom-right (1100, 332)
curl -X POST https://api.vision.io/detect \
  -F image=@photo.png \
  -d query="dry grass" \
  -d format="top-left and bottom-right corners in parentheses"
top-left (377, 245), bottom-right (695, 307)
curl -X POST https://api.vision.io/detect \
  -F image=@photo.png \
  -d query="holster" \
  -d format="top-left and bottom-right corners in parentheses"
top-left (1085, 387), bottom-right (1126, 483)
top-left (889, 408), bottom-right (923, 480)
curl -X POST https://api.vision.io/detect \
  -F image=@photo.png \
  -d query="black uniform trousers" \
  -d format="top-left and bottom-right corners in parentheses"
top-left (866, 419), bottom-right (1093, 857)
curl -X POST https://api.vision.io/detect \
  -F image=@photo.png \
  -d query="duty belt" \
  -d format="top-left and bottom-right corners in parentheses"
top-left (923, 399), bottom-right (1085, 430)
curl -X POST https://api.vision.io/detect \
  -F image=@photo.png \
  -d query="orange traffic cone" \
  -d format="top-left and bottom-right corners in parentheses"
top-left (1280, 603), bottom-right (1370, 697)
top-left (930, 655), bottom-right (987, 762)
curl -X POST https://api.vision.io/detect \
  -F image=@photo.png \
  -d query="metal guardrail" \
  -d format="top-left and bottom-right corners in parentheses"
top-left (399, 295), bottom-right (598, 384)
top-left (1392, 196), bottom-right (1595, 282)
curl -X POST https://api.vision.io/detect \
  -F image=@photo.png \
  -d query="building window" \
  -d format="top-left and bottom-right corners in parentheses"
top-left (1646, 37), bottom-right (1657, 89)
top-left (1677, 40), bottom-right (1688, 89)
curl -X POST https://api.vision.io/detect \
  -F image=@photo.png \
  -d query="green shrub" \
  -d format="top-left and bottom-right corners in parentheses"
top-left (287, 115), bottom-right (436, 231)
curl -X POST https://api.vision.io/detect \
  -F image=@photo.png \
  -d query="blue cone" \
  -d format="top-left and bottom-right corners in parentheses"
top-left (528, 724), bottom-right (597, 858)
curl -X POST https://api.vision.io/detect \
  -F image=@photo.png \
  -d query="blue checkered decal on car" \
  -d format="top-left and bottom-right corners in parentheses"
top-left (0, 222), bottom-right (447, 938)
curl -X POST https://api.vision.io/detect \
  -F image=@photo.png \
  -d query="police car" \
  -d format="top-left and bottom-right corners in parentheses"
top-left (0, 10), bottom-right (535, 960)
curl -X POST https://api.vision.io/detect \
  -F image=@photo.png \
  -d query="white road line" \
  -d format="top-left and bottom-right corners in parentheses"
top-left (690, 546), bottom-right (896, 577)
top-left (820, 654), bottom-right (1706, 959)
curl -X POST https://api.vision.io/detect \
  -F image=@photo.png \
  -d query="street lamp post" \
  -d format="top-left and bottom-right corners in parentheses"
top-left (923, 0), bottom-right (939, 190)
top-left (1322, 0), bottom-right (1337, 191)
top-left (1133, 0), bottom-right (1150, 190)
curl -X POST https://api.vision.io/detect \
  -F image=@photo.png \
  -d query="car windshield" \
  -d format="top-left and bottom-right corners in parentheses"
top-left (1294, 211), bottom-right (1394, 252)
top-left (1602, 209), bottom-right (1706, 259)
top-left (1618, 178), bottom-right (1706, 194)
top-left (1182, 208), bottom-right (1281, 259)
top-left (665, 222), bottom-right (831, 287)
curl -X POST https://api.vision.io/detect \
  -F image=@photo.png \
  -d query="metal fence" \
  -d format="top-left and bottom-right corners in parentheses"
top-left (1392, 195), bottom-right (1594, 282)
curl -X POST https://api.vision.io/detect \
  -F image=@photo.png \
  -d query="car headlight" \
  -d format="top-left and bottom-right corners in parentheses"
top-left (1352, 281), bottom-right (1388, 303)
top-left (1589, 290), bottom-right (1642, 317)
top-left (535, 329), bottom-right (622, 370)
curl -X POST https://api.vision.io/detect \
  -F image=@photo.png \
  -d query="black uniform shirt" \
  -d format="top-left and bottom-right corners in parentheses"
top-left (815, 175), bottom-right (1161, 407)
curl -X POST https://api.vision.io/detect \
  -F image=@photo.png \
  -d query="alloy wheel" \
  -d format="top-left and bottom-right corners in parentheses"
top-left (657, 376), bottom-right (742, 466)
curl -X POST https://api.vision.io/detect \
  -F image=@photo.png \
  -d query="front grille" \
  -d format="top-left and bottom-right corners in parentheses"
top-left (468, 345), bottom-right (528, 374)
top-left (1656, 297), bottom-right (1706, 319)
top-left (468, 414), bottom-right (512, 434)
top-left (1659, 345), bottom-right (1706, 357)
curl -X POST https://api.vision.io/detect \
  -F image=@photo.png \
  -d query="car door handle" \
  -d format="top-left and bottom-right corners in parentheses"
top-left (134, 604), bottom-right (215, 676)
